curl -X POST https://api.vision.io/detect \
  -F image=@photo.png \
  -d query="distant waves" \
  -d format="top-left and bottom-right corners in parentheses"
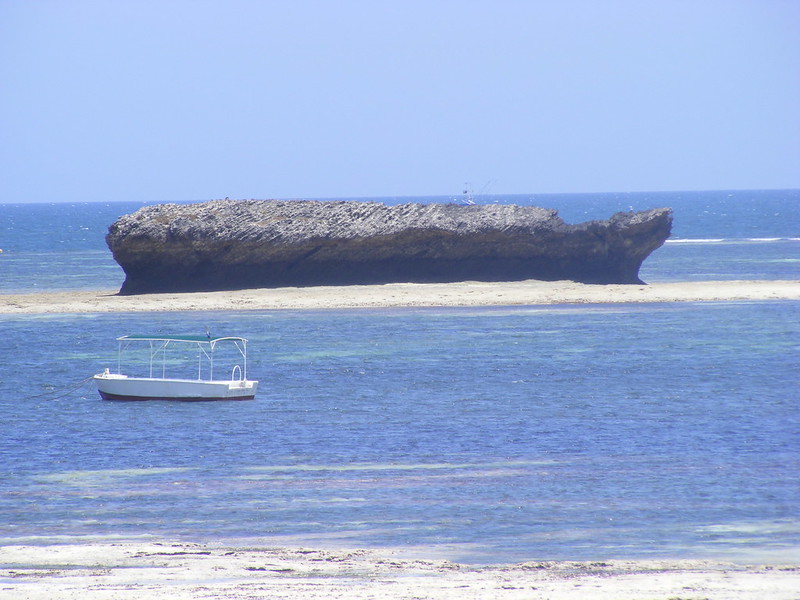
top-left (666, 237), bottom-right (800, 244)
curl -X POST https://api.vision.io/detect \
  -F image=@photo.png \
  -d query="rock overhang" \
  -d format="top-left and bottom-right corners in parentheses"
top-left (106, 200), bottom-right (673, 294)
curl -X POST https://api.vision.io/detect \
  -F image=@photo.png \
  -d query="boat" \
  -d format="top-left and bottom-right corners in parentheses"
top-left (93, 334), bottom-right (258, 401)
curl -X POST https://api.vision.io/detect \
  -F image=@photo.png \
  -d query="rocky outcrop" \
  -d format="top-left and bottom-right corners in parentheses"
top-left (106, 200), bottom-right (672, 295)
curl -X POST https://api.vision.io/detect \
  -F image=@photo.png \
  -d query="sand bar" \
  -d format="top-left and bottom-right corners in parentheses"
top-left (0, 279), bottom-right (798, 314)
top-left (1, 541), bottom-right (798, 600)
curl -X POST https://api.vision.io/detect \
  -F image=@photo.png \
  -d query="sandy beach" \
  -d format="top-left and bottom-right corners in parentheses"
top-left (1, 541), bottom-right (798, 600)
top-left (1, 279), bottom-right (798, 314)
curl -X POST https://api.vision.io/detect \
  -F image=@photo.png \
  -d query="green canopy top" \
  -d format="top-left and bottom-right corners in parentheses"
top-left (117, 334), bottom-right (247, 344)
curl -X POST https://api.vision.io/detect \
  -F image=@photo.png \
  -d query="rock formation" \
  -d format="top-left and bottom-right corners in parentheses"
top-left (106, 200), bottom-right (672, 295)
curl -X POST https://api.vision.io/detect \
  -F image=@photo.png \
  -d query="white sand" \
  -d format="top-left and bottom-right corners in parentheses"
top-left (1, 541), bottom-right (798, 600)
top-left (1, 279), bottom-right (798, 314)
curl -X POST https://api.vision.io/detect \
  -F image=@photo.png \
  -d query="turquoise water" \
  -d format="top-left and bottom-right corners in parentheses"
top-left (1, 303), bottom-right (798, 563)
top-left (0, 190), bottom-right (798, 564)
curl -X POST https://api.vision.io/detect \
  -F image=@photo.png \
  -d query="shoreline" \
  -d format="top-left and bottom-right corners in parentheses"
top-left (0, 279), bottom-right (798, 314)
top-left (1, 541), bottom-right (798, 599)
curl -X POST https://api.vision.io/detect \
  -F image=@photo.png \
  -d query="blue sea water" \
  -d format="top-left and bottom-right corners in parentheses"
top-left (0, 189), bottom-right (798, 292)
top-left (0, 190), bottom-right (798, 564)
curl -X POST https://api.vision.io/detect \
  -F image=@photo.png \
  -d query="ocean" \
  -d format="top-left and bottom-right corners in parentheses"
top-left (1, 189), bottom-right (799, 293)
top-left (0, 190), bottom-right (798, 564)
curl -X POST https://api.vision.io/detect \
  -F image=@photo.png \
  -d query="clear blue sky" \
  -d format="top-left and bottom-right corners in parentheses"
top-left (1, 0), bottom-right (798, 203)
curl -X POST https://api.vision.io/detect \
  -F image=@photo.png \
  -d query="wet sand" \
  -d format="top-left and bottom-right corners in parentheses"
top-left (1, 541), bottom-right (798, 600)
top-left (1, 279), bottom-right (798, 314)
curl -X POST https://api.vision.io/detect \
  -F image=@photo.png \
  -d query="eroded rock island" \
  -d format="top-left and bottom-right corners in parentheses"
top-left (106, 200), bottom-right (672, 295)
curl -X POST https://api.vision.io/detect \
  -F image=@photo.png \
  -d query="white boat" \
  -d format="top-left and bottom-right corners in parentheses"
top-left (93, 335), bottom-right (258, 401)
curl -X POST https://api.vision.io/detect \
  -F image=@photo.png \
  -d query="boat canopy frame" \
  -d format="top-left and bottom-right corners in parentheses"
top-left (114, 335), bottom-right (249, 382)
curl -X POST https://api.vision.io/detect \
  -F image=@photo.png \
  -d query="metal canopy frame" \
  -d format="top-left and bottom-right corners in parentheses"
top-left (115, 335), bottom-right (249, 381)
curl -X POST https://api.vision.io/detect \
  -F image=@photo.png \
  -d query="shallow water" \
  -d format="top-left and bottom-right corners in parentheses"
top-left (1, 302), bottom-right (798, 563)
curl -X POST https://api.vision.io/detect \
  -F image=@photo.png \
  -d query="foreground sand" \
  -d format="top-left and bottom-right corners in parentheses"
top-left (1, 541), bottom-right (798, 600)
top-left (1, 279), bottom-right (798, 314)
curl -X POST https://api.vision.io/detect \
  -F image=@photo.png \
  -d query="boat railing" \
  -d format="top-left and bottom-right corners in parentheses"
top-left (114, 335), bottom-right (249, 382)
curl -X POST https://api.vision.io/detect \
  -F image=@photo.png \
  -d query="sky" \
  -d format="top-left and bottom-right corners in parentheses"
top-left (1, 0), bottom-right (798, 203)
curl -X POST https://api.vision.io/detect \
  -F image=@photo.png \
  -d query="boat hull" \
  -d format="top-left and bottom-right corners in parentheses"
top-left (93, 373), bottom-right (258, 401)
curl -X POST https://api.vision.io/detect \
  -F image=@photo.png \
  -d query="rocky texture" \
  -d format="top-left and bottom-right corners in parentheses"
top-left (106, 200), bottom-right (672, 295)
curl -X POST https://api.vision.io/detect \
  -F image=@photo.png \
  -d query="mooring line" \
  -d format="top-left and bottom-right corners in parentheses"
top-left (29, 376), bottom-right (95, 400)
